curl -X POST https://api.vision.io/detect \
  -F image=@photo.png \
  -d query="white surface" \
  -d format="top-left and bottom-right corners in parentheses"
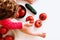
top-left (13, 0), bottom-right (60, 40)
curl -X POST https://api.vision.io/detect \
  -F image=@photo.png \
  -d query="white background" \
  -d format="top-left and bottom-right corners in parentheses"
top-left (13, 0), bottom-right (60, 40)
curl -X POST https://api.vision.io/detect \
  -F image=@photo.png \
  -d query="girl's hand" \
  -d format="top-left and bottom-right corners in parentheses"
top-left (38, 33), bottom-right (46, 38)
top-left (24, 21), bottom-right (33, 27)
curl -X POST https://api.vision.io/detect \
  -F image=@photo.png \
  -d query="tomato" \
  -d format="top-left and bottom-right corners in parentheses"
top-left (39, 13), bottom-right (47, 21)
top-left (19, 9), bottom-right (25, 17)
top-left (0, 27), bottom-right (8, 35)
top-left (26, 16), bottom-right (34, 24)
top-left (5, 35), bottom-right (14, 40)
top-left (34, 20), bottom-right (42, 28)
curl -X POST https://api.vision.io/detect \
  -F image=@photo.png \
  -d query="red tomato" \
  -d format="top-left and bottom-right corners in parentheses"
top-left (0, 27), bottom-right (8, 35)
top-left (34, 20), bottom-right (42, 28)
top-left (5, 35), bottom-right (14, 40)
top-left (26, 16), bottom-right (34, 24)
top-left (39, 13), bottom-right (47, 21)
top-left (19, 9), bottom-right (25, 17)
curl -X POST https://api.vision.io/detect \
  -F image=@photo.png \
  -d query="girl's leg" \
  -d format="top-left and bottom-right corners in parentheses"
top-left (25, 0), bottom-right (36, 4)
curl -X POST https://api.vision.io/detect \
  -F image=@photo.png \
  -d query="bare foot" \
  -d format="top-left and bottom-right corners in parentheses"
top-left (26, 0), bottom-right (36, 4)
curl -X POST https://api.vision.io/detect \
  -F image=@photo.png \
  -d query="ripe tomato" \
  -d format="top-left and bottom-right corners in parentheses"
top-left (39, 13), bottom-right (47, 21)
top-left (34, 20), bottom-right (42, 28)
top-left (0, 27), bottom-right (8, 34)
top-left (5, 35), bottom-right (14, 40)
top-left (19, 9), bottom-right (25, 17)
top-left (26, 16), bottom-right (34, 24)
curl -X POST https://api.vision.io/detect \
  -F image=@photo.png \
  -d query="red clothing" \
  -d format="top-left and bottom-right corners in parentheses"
top-left (0, 18), bottom-right (22, 30)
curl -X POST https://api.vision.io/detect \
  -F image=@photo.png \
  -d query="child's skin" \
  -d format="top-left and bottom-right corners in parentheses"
top-left (20, 25), bottom-right (46, 38)
top-left (15, 0), bottom-right (36, 4)
top-left (25, 0), bottom-right (36, 4)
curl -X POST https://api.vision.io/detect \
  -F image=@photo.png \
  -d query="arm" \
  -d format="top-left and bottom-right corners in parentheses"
top-left (23, 21), bottom-right (33, 27)
top-left (1, 19), bottom-right (22, 30)
top-left (20, 25), bottom-right (46, 38)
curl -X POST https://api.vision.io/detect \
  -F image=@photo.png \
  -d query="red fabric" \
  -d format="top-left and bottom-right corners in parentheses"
top-left (0, 18), bottom-right (22, 30)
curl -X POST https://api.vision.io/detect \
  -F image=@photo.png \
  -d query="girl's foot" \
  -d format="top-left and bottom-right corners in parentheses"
top-left (25, 0), bottom-right (36, 4)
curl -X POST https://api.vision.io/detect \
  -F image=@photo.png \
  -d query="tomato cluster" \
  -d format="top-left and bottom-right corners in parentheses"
top-left (0, 27), bottom-right (14, 40)
top-left (26, 13), bottom-right (47, 28)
